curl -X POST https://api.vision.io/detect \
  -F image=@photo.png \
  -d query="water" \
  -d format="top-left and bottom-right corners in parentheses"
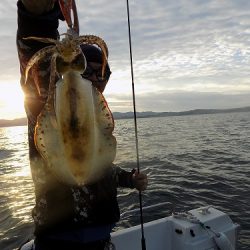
top-left (0, 112), bottom-right (249, 250)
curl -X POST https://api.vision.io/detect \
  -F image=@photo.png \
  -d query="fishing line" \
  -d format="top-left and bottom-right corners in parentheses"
top-left (125, 1), bottom-right (146, 250)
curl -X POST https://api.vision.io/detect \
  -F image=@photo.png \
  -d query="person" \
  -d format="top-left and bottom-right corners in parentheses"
top-left (16, 1), bottom-right (148, 250)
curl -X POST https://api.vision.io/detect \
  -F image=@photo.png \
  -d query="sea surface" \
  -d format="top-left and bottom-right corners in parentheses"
top-left (0, 112), bottom-right (249, 250)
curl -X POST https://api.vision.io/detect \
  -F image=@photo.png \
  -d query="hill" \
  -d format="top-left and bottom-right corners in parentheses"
top-left (1, 106), bottom-right (250, 127)
top-left (0, 117), bottom-right (27, 127)
top-left (113, 106), bottom-right (250, 119)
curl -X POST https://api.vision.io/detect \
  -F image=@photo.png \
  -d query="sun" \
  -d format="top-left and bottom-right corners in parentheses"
top-left (0, 82), bottom-right (26, 120)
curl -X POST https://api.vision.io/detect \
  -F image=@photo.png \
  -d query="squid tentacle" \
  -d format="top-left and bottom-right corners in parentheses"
top-left (24, 34), bottom-right (109, 93)
top-left (76, 35), bottom-right (109, 76)
top-left (24, 45), bottom-right (56, 86)
top-left (46, 53), bottom-right (58, 112)
top-left (77, 35), bottom-right (109, 57)
top-left (23, 36), bottom-right (59, 45)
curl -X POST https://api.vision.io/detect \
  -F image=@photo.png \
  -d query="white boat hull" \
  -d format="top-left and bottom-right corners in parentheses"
top-left (19, 206), bottom-right (239, 250)
top-left (111, 207), bottom-right (239, 250)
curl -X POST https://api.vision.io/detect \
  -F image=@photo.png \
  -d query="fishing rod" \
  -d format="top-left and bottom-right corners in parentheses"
top-left (125, 1), bottom-right (146, 250)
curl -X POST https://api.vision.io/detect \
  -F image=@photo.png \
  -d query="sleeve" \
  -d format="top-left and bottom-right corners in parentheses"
top-left (17, 0), bottom-right (64, 76)
top-left (16, 0), bottom-right (64, 118)
top-left (115, 166), bottom-right (136, 188)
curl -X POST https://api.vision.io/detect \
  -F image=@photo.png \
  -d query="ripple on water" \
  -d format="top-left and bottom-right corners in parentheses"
top-left (1, 114), bottom-right (250, 249)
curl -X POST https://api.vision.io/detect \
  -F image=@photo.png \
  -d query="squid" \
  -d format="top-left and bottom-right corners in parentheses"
top-left (24, 0), bottom-right (116, 186)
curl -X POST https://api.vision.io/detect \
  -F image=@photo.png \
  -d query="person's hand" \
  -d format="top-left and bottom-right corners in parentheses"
top-left (21, 0), bottom-right (57, 15)
top-left (132, 170), bottom-right (148, 191)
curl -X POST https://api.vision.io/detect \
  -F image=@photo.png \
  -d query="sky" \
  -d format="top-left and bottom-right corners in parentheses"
top-left (0, 0), bottom-right (250, 120)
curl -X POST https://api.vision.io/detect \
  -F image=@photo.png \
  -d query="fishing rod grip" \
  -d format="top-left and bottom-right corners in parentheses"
top-left (141, 237), bottom-right (146, 250)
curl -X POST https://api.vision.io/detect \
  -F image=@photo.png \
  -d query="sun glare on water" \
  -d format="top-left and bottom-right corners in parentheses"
top-left (0, 82), bottom-right (25, 120)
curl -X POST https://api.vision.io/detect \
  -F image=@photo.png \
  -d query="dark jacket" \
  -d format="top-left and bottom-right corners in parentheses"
top-left (16, 0), bottom-right (134, 237)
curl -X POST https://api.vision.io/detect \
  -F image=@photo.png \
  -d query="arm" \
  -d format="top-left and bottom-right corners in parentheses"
top-left (16, 0), bottom-right (63, 117)
top-left (17, 0), bottom-right (63, 67)
top-left (21, 0), bottom-right (57, 15)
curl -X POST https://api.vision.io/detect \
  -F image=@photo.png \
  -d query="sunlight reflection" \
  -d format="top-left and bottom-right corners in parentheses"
top-left (0, 82), bottom-right (25, 120)
top-left (0, 126), bottom-right (34, 226)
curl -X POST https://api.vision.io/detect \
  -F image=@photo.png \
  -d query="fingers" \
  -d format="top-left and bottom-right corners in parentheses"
top-left (133, 171), bottom-right (148, 191)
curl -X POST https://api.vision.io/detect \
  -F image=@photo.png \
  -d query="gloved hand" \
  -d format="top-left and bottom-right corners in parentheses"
top-left (21, 0), bottom-right (57, 15)
top-left (132, 170), bottom-right (148, 191)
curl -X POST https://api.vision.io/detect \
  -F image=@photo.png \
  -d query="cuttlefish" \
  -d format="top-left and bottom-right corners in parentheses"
top-left (24, 32), bottom-right (116, 186)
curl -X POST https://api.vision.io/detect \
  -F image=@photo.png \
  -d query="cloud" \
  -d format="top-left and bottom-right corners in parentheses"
top-left (0, 0), bottom-right (250, 118)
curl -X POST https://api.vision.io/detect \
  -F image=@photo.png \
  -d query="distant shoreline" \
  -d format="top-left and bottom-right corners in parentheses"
top-left (1, 106), bottom-right (250, 127)
top-left (113, 106), bottom-right (250, 120)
